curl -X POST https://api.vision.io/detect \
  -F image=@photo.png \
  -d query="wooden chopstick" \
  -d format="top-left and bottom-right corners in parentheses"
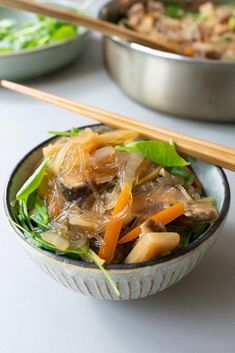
top-left (1, 79), bottom-right (233, 157)
top-left (1, 79), bottom-right (235, 171)
top-left (0, 0), bottom-right (189, 55)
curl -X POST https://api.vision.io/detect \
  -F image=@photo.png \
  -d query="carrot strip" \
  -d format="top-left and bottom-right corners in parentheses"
top-left (98, 184), bottom-right (131, 263)
top-left (151, 202), bottom-right (185, 224)
top-left (118, 202), bottom-right (185, 244)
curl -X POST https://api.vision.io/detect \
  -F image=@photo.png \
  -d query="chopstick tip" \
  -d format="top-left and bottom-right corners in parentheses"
top-left (0, 79), bottom-right (7, 87)
top-left (0, 79), bottom-right (16, 89)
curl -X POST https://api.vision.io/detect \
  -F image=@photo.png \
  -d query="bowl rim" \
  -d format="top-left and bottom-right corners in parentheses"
top-left (99, 0), bottom-right (235, 66)
top-left (0, 30), bottom-right (89, 60)
top-left (4, 123), bottom-right (231, 271)
top-left (0, 28), bottom-right (89, 59)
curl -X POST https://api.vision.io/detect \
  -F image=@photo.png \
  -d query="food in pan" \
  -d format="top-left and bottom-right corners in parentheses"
top-left (119, 1), bottom-right (235, 60)
top-left (0, 15), bottom-right (78, 53)
top-left (11, 127), bottom-right (219, 292)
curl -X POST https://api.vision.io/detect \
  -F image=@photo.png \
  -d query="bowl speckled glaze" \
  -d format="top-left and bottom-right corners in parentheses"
top-left (4, 125), bottom-right (230, 300)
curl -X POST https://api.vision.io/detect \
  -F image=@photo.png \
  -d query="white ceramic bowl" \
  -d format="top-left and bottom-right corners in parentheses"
top-left (0, 2), bottom-right (89, 80)
top-left (4, 125), bottom-right (230, 300)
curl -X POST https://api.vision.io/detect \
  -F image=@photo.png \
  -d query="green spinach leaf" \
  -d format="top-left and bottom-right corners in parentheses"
top-left (0, 15), bottom-right (78, 54)
top-left (30, 195), bottom-right (49, 229)
top-left (181, 223), bottom-right (209, 247)
top-left (170, 166), bottom-right (195, 184)
top-left (16, 157), bottom-right (50, 202)
top-left (115, 140), bottom-right (189, 167)
top-left (167, 3), bottom-right (183, 18)
top-left (88, 250), bottom-right (120, 297)
top-left (48, 127), bottom-right (80, 137)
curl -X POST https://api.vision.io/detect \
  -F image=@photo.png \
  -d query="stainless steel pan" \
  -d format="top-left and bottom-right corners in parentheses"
top-left (99, 0), bottom-right (235, 122)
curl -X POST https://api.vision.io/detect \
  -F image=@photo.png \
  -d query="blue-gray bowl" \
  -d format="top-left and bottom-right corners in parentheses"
top-left (4, 124), bottom-right (230, 300)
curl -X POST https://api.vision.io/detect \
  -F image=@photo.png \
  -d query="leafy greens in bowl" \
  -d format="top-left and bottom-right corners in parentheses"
top-left (4, 125), bottom-right (230, 300)
top-left (0, 3), bottom-right (89, 80)
top-left (0, 15), bottom-right (78, 54)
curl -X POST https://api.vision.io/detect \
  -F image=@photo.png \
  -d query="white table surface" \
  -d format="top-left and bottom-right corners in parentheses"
top-left (1, 4), bottom-right (235, 351)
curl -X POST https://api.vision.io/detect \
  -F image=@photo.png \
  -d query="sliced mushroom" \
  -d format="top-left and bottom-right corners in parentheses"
top-left (60, 176), bottom-right (91, 203)
top-left (127, 3), bottom-right (145, 28)
top-left (140, 219), bottom-right (166, 233)
top-left (216, 6), bottom-right (232, 23)
top-left (185, 201), bottom-right (219, 222)
top-left (147, 0), bottom-right (165, 17)
top-left (192, 42), bottom-right (222, 59)
top-left (158, 16), bottom-right (181, 31)
top-left (124, 232), bottom-right (180, 264)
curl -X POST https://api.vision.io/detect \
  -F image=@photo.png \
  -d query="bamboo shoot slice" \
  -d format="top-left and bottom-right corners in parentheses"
top-left (124, 232), bottom-right (180, 264)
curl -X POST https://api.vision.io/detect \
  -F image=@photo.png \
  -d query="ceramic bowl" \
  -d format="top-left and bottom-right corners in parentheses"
top-left (0, 1), bottom-right (89, 81)
top-left (4, 125), bottom-right (230, 300)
